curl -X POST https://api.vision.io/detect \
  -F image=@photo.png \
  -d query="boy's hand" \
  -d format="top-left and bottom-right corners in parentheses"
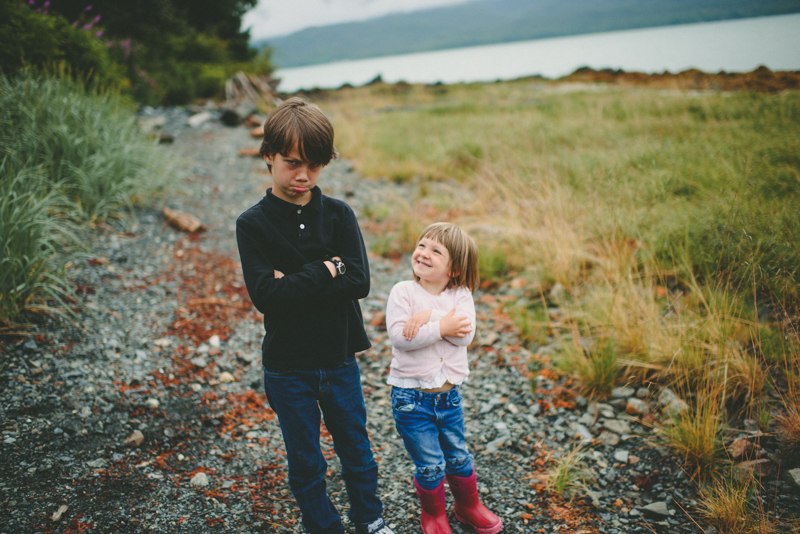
top-left (403, 310), bottom-right (432, 340)
top-left (273, 270), bottom-right (284, 279)
top-left (324, 256), bottom-right (343, 278)
top-left (439, 308), bottom-right (472, 338)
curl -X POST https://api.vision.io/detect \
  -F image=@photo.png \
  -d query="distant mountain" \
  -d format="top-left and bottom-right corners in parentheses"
top-left (255, 0), bottom-right (800, 68)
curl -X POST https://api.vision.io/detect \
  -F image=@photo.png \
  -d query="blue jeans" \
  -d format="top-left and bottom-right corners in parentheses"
top-left (263, 359), bottom-right (383, 534)
top-left (391, 386), bottom-right (473, 490)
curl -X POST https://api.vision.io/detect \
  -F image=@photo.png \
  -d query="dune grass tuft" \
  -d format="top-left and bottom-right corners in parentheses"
top-left (0, 72), bottom-right (172, 323)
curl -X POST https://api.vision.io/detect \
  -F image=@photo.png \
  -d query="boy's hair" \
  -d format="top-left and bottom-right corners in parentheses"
top-left (259, 97), bottom-right (338, 171)
top-left (414, 222), bottom-right (479, 293)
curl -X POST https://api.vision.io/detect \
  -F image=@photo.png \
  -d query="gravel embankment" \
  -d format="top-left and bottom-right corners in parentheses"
top-left (2, 112), bottom-right (797, 534)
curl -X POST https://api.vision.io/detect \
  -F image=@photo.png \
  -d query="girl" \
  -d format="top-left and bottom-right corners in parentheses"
top-left (386, 222), bottom-right (502, 534)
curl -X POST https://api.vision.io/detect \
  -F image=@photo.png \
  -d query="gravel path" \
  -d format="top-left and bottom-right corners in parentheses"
top-left (2, 115), bottom-right (797, 534)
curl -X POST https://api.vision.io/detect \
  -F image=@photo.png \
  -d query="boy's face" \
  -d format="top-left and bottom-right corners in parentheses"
top-left (264, 143), bottom-right (323, 205)
top-left (412, 237), bottom-right (452, 288)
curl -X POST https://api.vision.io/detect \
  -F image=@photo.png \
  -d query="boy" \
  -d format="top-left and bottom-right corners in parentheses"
top-left (236, 97), bottom-right (393, 534)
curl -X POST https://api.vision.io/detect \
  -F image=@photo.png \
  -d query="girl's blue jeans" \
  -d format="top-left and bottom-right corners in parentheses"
top-left (391, 385), bottom-right (474, 490)
top-left (263, 358), bottom-right (383, 534)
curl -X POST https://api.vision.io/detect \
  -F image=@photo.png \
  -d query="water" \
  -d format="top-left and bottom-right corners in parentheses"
top-left (275, 13), bottom-right (800, 92)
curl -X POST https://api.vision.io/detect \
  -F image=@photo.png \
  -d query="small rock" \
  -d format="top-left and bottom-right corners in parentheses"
top-left (785, 468), bottom-right (800, 488)
top-left (190, 383), bottom-right (203, 392)
top-left (191, 357), bottom-right (208, 368)
top-left (208, 335), bottom-right (221, 348)
top-left (87, 458), bottom-right (108, 468)
top-left (190, 472), bottom-right (210, 487)
top-left (145, 398), bottom-right (160, 409)
top-left (626, 398), bottom-right (650, 416)
top-left (219, 372), bottom-right (235, 383)
top-left (125, 430), bottom-right (144, 448)
top-left (208, 347), bottom-right (222, 356)
top-left (570, 423), bottom-right (594, 442)
top-left (642, 502), bottom-right (669, 519)
top-left (636, 387), bottom-right (651, 399)
top-left (23, 339), bottom-right (38, 350)
top-left (480, 332), bottom-right (499, 346)
top-left (237, 352), bottom-right (260, 364)
top-left (611, 387), bottom-right (635, 398)
top-left (662, 399), bottom-right (689, 418)
top-left (51, 504), bottom-right (68, 521)
top-left (479, 397), bottom-right (504, 414)
top-left (614, 450), bottom-right (629, 464)
top-left (153, 338), bottom-right (172, 347)
top-left (728, 437), bottom-right (755, 460)
top-left (187, 111), bottom-right (213, 127)
top-left (603, 419), bottom-right (632, 435)
top-left (743, 419), bottom-right (760, 433)
top-left (657, 388), bottom-right (680, 406)
top-left (597, 431), bottom-right (621, 447)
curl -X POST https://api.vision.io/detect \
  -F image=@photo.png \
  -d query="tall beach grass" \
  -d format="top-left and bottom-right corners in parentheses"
top-left (319, 79), bottom-right (800, 514)
top-left (0, 72), bottom-right (171, 324)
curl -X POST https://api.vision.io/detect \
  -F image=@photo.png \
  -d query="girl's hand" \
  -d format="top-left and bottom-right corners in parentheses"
top-left (439, 308), bottom-right (472, 338)
top-left (273, 269), bottom-right (284, 279)
top-left (403, 310), bottom-right (432, 340)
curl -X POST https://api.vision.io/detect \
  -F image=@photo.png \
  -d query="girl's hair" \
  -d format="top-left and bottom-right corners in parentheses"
top-left (414, 222), bottom-right (479, 293)
top-left (259, 97), bottom-right (338, 171)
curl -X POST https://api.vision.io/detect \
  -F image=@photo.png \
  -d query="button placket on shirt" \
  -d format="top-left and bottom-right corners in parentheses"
top-left (296, 208), bottom-right (305, 237)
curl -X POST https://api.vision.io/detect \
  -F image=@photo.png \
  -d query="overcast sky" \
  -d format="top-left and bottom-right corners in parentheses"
top-left (243, 0), bottom-right (473, 41)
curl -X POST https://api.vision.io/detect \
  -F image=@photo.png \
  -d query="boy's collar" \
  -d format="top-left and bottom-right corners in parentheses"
top-left (265, 186), bottom-right (321, 216)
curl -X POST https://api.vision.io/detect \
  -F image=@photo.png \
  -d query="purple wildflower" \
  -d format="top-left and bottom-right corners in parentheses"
top-left (95, 30), bottom-right (103, 37)
top-left (85, 5), bottom-right (92, 11)
top-left (28, 0), bottom-right (34, 5)
top-left (82, 23), bottom-right (92, 30)
top-left (94, 15), bottom-right (100, 22)
top-left (44, 1), bottom-right (50, 6)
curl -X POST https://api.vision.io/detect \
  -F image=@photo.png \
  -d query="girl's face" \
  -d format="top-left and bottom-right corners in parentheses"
top-left (412, 237), bottom-right (452, 289)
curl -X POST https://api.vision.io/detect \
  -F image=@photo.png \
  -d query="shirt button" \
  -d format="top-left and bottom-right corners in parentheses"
top-left (440, 358), bottom-right (443, 362)
top-left (300, 224), bottom-right (305, 229)
top-left (297, 209), bottom-right (301, 214)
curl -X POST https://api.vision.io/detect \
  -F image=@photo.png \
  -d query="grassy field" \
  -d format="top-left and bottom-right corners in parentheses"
top-left (317, 79), bottom-right (800, 531)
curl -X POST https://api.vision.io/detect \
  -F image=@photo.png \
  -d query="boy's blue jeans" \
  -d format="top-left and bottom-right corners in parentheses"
top-left (391, 386), bottom-right (474, 490)
top-left (263, 358), bottom-right (383, 534)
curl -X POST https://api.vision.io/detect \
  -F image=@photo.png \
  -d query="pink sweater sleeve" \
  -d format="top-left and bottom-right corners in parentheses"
top-left (442, 288), bottom-right (476, 347)
top-left (386, 283), bottom-right (442, 351)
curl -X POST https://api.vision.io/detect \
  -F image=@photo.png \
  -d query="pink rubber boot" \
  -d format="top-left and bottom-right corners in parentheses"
top-left (445, 470), bottom-right (502, 534)
top-left (414, 478), bottom-right (452, 534)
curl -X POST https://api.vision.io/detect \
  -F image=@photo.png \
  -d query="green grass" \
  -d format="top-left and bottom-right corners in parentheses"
top-left (544, 445), bottom-right (591, 498)
top-left (0, 161), bottom-right (76, 324)
top-left (0, 72), bottom-right (172, 324)
top-left (328, 83), bottom-right (800, 304)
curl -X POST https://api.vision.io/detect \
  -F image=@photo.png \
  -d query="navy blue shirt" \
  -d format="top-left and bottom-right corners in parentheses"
top-left (236, 186), bottom-right (371, 370)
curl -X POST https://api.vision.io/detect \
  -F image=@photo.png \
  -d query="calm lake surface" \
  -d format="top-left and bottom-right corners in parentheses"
top-left (275, 13), bottom-right (800, 92)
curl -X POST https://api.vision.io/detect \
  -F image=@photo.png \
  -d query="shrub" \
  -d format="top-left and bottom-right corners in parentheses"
top-left (0, 72), bottom-right (170, 222)
top-left (0, 2), bottom-right (126, 89)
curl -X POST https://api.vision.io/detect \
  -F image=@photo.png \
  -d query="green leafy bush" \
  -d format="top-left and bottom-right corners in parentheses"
top-left (0, 1), bottom-right (126, 89)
